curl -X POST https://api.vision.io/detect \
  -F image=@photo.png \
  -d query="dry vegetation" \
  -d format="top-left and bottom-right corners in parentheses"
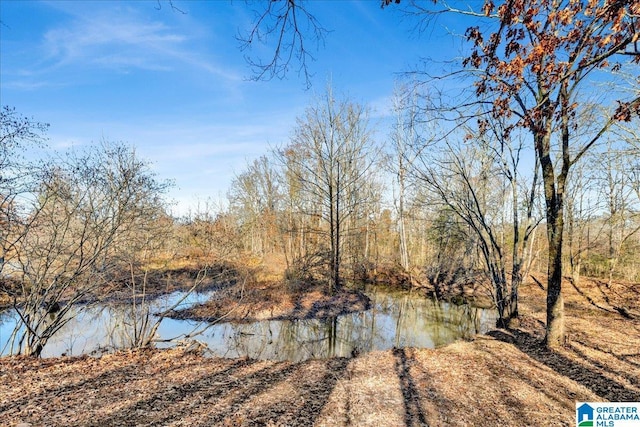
top-left (0, 262), bottom-right (233, 311)
top-left (170, 279), bottom-right (371, 323)
top-left (1, 275), bottom-right (639, 427)
top-left (168, 262), bottom-right (493, 325)
top-left (102, 263), bottom-right (239, 305)
top-left (169, 253), bottom-right (372, 323)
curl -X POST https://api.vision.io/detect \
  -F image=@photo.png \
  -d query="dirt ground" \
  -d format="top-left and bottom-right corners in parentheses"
top-left (1, 276), bottom-right (639, 427)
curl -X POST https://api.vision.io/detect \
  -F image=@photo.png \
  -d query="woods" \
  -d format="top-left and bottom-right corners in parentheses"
top-left (453, 0), bottom-right (639, 347)
top-left (238, 0), bottom-right (640, 347)
top-left (0, 0), bottom-right (638, 362)
top-left (5, 85), bottom-right (637, 357)
top-left (1, 1), bottom-right (640, 425)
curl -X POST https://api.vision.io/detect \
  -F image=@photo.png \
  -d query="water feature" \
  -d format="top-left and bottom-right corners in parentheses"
top-left (0, 287), bottom-right (497, 361)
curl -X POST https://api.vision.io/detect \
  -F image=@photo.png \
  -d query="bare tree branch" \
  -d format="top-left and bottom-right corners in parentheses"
top-left (238, 0), bottom-right (328, 88)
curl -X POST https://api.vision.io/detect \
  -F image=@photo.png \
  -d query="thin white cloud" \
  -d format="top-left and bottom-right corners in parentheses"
top-left (91, 53), bottom-right (172, 72)
top-left (43, 107), bottom-right (298, 212)
top-left (20, 5), bottom-right (242, 82)
top-left (2, 80), bottom-right (60, 91)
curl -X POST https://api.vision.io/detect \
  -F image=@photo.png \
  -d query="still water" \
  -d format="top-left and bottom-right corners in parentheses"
top-left (0, 287), bottom-right (497, 361)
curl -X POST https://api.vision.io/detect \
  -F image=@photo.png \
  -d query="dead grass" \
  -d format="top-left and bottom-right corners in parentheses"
top-left (1, 275), bottom-right (639, 426)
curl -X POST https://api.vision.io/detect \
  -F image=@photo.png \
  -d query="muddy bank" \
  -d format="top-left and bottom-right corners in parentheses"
top-left (170, 281), bottom-right (371, 323)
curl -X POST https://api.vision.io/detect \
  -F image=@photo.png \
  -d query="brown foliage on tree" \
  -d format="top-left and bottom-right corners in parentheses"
top-left (453, 0), bottom-right (639, 347)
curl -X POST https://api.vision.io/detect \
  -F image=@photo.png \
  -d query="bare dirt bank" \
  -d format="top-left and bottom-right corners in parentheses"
top-left (170, 280), bottom-right (371, 323)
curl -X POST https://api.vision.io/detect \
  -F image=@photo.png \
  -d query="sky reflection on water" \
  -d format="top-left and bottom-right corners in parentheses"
top-left (0, 287), bottom-right (496, 360)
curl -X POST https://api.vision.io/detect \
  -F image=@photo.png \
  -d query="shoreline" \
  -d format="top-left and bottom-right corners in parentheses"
top-left (1, 277), bottom-right (638, 426)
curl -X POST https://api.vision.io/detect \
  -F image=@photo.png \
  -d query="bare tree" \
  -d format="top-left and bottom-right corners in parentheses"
top-left (228, 155), bottom-right (283, 255)
top-left (0, 106), bottom-right (48, 172)
top-left (5, 141), bottom-right (170, 357)
top-left (278, 87), bottom-right (378, 292)
top-left (564, 157), bottom-right (602, 286)
top-left (182, 199), bottom-right (241, 262)
top-left (393, 0), bottom-right (640, 347)
top-left (414, 117), bottom-right (541, 325)
top-left (235, 0), bottom-right (639, 345)
top-left (0, 107), bottom-right (48, 279)
top-left (390, 84), bottom-right (423, 272)
top-left (597, 136), bottom-right (640, 286)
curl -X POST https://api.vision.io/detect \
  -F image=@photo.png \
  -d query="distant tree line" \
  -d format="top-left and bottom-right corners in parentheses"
top-left (236, 0), bottom-right (640, 347)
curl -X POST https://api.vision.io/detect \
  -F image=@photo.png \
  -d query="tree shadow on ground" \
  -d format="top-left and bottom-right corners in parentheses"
top-left (227, 357), bottom-right (351, 427)
top-left (85, 357), bottom-right (254, 426)
top-left (393, 347), bottom-right (428, 427)
top-left (81, 356), bottom-right (350, 427)
top-left (567, 341), bottom-right (640, 390)
top-left (0, 358), bottom-right (144, 416)
top-left (488, 329), bottom-right (640, 402)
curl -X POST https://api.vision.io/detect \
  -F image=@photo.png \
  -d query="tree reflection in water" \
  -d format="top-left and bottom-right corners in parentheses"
top-left (192, 288), bottom-right (496, 361)
top-left (0, 287), bottom-right (496, 359)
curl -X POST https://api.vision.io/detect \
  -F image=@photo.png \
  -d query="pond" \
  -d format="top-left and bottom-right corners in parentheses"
top-left (0, 287), bottom-right (497, 361)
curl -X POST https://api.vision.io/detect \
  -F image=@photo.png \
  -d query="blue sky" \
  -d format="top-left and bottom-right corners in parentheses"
top-left (1, 0), bottom-right (463, 215)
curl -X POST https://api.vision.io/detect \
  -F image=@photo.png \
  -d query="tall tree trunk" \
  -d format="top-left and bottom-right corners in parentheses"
top-left (333, 162), bottom-right (341, 292)
top-left (538, 84), bottom-right (570, 348)
top-left (398, 165), bottom-right (409, 271)
top-left (545, 209), bottom-right (565, 347)
top-left (536, 129), bottom-right (563, 346)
